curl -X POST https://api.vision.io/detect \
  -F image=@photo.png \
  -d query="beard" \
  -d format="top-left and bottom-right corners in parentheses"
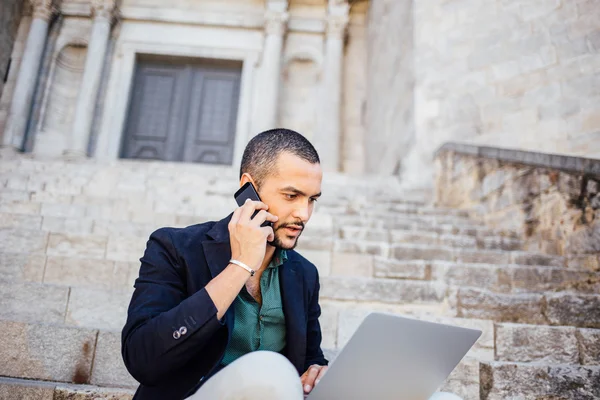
top-left (269, 221), bottom-right (305, 250)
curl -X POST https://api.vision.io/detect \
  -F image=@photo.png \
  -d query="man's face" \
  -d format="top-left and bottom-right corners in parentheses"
top-left (253, 152), bottom-right (322, 250)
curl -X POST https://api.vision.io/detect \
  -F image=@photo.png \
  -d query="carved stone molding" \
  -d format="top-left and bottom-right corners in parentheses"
top-left (31, 0), bottom-right (57, 21)
top-left (264, 10), bottom-right (289, 36)
top-left (91, 0), bottom-right (116, 20)
top-left (326, 14), bottom-right (348, 39)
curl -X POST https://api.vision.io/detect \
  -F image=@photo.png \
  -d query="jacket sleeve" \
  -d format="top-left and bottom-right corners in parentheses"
top-left (303, 270), bottom-right (328, 371)
top-left (121, 228), bottom-right (223, 385)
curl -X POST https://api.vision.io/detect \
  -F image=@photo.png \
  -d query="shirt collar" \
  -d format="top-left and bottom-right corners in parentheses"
top-left (268, 248), bottom-right (288, 269)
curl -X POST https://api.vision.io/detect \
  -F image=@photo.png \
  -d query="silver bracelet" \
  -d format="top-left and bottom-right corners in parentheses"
top-left (229, 259), bottom-right (255, 276)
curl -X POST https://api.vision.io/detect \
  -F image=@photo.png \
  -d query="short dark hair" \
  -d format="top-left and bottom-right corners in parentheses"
top-left (239, 128), bottom-right (320, 189)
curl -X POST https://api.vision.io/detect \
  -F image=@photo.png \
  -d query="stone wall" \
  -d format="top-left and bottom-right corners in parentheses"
top-left (435, 143), bottom-right (600, 260)
top-left (0, 0), bottom-right (24, 109)
top-left (366, 0), bottom-right (600, 187)
top-left (365, 0), bottom-right (414, 175)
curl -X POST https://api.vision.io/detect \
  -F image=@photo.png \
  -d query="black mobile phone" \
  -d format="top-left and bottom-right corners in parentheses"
top-left (234, 182), bottom-right (273, 228)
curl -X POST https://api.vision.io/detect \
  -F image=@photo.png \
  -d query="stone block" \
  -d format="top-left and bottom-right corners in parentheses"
top-left (510, 251), bottom-right (566, 267)
top-left (0, 320), bottom-right (97, 383)
top-left (330, 252), bottom-right (373, 277)
top-left (106, 236), bottom-right (146, 263)
top-left (495, 323), bottom-right (579, 363)
top-left (0, 201), bottom-right (41, 215)
top-left (47, 233), bottom-right (107, 259)
top-left (392, 244), bottom-right (454, 261)
top-left (336, 308), bottom-right (371, 348)
top-left (66, 287), bottom-right (132, 330)
top-left (92, 220), bottom-right (155, 238)
top-left (432, 262), bottom-right (507, 292)
top-left (0, 377), bottom-right (55, 400)
top-left (41, 217), bottom-right (94, 235)
top-left (438, 357), bottom-right (479, 400)
top-left (577, 328), bottom-right (600, 366)
top-left (454, 249), bottom-right (510, 264)
top-left (510, 267), bottom-right (599, 293)
top-left (320, 277), bottom-right (447, 304)
top-left (0, 252), bottom-right (45, 282)
top-left (296, 250), bottom-right (331, 277)
top-left (40, 203), bottom-right (86, 219)
top-left (91, 331), bottom-right (138, 388)
top-left (53, 385), bottom-right (135, 400)
top-left (0, 213), bottom-right (42, 229)
top-left (317, 303), bottom-right (339, 350)
top-left (373, 258), bottom-right (429, 280)
top-left (44, 257), bottom-right (132, 290)
top-left (457, 288), bottom-right (545, 324)
top-left (0, 228), bottom-right (48, 254)
top-left (333, 239), bottom-right (390, 257)
top-left (295, 236), bottom-right (333, 252)
top-left (0, 282), bottom-right (68, 324)
top-left (390, 230), bottom-right (439, 245)
top-left (339, 226), bottom-right (388, 241)
top-left (480, 361), bottom-right (600, 400)
top-left (545, 293), bottom-right (600, 328)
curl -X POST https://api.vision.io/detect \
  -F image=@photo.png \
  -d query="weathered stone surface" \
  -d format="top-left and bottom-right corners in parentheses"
top-left (0, 228), bottom-right (48, 254)
top-left (454, 249), bottom-right (511, 264)
top-left (545, 293), bottom-right (600, 328)
top-left (577, 328), bottom-right (600, 366)
top-left (374, 257), bottom-right (429, 280)
top-left (457, 288), bottom-right (545, 324)
top-left (0, 377), bottom-right (55, 400)
top-left (41, 217), bottom-right (94, 235)
top-left (296, 249), bottom-right (331, 277)
top-left (438, 357), bottom-right (480, 400)
top-left (510, 251), bottom-right (566, 267)
top-left (0, 213), bottom-right (42, 229)
top-left (320, 277), bottom-right (447, 304)
top-left (54, 385), bottom-right (134, 400)
top-left (431, 262), bottom-right (507, 292)
top-left (47, 233), bottom-right (107, 260)
top-left (333, 239), bottom-right (390, 257)
top-left (0, 252), bottom-right (45, 282)
top-left (392, 244), bottom-right (454, 261)
top-left (330, 252), bottom-right (373, 277)
top-left (91, 331), bottom-right (138, 388)
top-left (44, 257), bottom-right (133, 290)
top-left (495, 323), bottom-right (579, 363)
top-left (66, 288), bottom-right (132, 330)
top-left (0, 321), bottom-right (97, 383)
top-left (0, 282), bottom-right (68, 324)
top-left (317, 303), bottom-right (339, 350)
top-left (480, 361), bottom-right (600, 400)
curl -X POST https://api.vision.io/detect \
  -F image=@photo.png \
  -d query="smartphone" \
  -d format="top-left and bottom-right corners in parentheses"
top-left (234, 182), bottom-right (273, 228)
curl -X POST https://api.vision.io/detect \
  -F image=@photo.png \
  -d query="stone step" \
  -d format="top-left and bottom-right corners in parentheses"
top-left (374, 259), bottom-right (600, 294)
top-left (494, 322), bottom-right (600, 365)
top-left (457, 288), bottom-right (600, 328)
top-left (0, 320), bottom-right (136, 388)
top-left (0, 376), bottom-right (134, 400)
top-left (0, 281), bottom-right (131, 330)
top-left (339, 227), bottom-right (523, 251)
top-left (320, 276), bottom-right (448, 305)
top-left (479, 361), bottom-right (600, 400)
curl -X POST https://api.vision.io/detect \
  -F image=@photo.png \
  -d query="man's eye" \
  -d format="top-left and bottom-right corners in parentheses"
top-left (309, 198), bottom-right (318, 203)
top-left (285, 194), bottom-right (297, 200)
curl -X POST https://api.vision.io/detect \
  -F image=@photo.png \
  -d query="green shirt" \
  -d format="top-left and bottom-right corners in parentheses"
top-left (221, 249), bottom-right (288, 366)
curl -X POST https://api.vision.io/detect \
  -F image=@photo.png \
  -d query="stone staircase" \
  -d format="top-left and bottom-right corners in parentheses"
top-left (0, 154), bottom-right (599, 399)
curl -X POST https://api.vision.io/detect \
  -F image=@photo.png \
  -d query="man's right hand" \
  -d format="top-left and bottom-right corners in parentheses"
top-left (228, 199), bottom-right (278, 270)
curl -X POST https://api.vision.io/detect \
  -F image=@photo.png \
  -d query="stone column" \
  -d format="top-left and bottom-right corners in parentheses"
top-left (2, 0), bottom-right (56, 150)
top-left (255, 2), bottom-right (288, 133)
top-left (65, 0), bottom-right (115, 157)
top-left (318, 1), bottom-right (348, 172)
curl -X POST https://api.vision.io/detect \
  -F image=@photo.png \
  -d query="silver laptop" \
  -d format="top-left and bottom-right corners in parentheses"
top-left (308, 312), bottom-right (482, 400)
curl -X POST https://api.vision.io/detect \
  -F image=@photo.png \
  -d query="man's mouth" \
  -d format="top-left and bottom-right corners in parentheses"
top-left (281, 225), bottom-right (304, 236)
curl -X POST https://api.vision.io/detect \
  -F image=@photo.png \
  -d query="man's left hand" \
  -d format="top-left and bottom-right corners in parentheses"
top-left (301, 364), bottom-right (328, 394)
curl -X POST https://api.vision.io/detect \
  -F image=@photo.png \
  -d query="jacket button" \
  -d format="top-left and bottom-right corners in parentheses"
top-left (179, 326), bottom-right (188, 335)
top-left (173, 330), bottom-right (181, 339)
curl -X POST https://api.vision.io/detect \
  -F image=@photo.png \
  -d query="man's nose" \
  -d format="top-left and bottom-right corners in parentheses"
top-left (292, 202), bottom-right (310, 223)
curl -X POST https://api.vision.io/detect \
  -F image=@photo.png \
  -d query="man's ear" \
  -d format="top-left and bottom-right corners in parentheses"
top-left (239, 173), bottom-right (254, 187)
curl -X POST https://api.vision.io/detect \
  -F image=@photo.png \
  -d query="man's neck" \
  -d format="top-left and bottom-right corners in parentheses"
top-left (259, 245), bottom-right (277, 272)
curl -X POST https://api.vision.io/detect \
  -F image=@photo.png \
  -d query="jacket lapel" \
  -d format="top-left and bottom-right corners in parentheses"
top-left (280, 258), bottom-right (307, 374)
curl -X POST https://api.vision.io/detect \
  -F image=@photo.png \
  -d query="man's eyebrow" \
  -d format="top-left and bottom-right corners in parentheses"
top-left (281, 186), bottom-right (322, 198)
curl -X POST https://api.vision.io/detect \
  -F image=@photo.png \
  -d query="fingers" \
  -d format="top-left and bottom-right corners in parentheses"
top-left (261, 226), bottom-right (275, 242)
top-left (239, 199), bottom-right (268, 222)
top-left (252, 210), bottom-right (278, 226)
top-left (303, 365), bottom-right (321, 394)
top-left (315, 366), bottom-right (328, 386)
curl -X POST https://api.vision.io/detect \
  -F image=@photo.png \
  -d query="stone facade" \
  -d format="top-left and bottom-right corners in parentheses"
top-left (0, 0), bottom-right (369, 174)
top-left (435, 143), bottom-right (600, 259)
top-left (365, 0), bottom-right (600, 184)
top-left (0, 0), bottom-right (24, 101)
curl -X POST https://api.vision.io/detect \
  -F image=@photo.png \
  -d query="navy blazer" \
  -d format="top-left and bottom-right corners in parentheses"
top-left (121, 215), bottom-right (328, 400)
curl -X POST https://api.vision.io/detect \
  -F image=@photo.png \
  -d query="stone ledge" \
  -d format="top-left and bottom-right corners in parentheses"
top-left (435, 142), bottom-right (600, 176)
